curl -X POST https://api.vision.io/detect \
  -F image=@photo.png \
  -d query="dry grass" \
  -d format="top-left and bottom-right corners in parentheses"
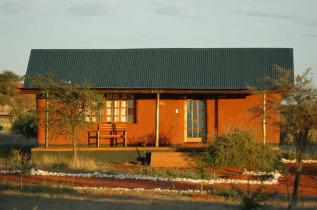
top-left (31, 154), bottom-right (120, 174)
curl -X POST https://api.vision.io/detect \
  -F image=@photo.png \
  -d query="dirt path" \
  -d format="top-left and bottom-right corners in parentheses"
top-left (1, 163), bottom-right (317, 197)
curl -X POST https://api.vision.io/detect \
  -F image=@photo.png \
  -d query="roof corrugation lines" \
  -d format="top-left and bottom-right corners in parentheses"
top-left (24, 48), bottom-right (293, 89)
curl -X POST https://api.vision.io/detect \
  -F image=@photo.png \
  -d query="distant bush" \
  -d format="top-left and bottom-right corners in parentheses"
top-left (204, 127), bottom-right (282, 172)
top-left (11, 112), bottom-right (37, 138)
top-left (0, 124), bottom-right (3, 131)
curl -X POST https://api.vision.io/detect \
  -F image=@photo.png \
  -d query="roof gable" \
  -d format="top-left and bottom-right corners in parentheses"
top-left (24, 48), bottom-right (293, 90)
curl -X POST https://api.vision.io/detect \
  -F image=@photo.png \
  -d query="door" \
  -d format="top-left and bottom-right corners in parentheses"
top-left (186, 98), bottom-right (205, 142)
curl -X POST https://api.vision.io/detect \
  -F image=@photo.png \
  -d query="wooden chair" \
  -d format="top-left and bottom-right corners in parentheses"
top-left (113, 124), bottom-right (127, 147)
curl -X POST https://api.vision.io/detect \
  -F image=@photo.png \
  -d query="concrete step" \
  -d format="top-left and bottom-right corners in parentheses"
top-left (150, 152), bottom-right (193, 168)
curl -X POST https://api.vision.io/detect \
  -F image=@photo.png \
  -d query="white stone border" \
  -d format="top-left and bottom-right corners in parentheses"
top-left (0, 168), bottom-right (281, 185)
top-left (281, 159), bottom-right (317, 164)
top-left (75, 186), bottom-right (204, 194)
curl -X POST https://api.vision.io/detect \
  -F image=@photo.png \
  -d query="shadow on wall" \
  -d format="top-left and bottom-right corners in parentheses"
top-left (135, 131), bottom-right (172, 146)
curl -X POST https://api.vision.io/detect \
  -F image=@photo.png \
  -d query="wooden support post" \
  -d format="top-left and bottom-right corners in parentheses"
top-left (262, 90), bottom-right (266, 145)
top-left (97, 131), bottom-right (100, 147)
top-left (155, 93), bottom-right (160, 148)
top-left (125, 132), bottom-right (127, 147)
top-left (45, 94), bottom-right (49, 148)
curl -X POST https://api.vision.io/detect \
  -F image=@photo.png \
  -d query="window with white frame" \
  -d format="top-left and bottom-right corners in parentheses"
top-left (106, 94), bottom-right (135, 123)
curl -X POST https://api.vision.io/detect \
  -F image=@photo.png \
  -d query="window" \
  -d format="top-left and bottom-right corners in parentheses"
top-left (106, 94), bottom-right (135, 123)
top-left (84, 102), bottom-right (104, 122)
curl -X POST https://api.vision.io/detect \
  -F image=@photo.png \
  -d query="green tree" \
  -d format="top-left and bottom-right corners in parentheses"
top-left (29, 74), bottom-right (104, 162)
top-left (0, 70), bottom-right (34, 122)
top-left (0, 70), bottom-right (22, 105)
top-left (251, 66), bottom-right (317, 209)
top-left (270, 67), bottom-right (317, 209)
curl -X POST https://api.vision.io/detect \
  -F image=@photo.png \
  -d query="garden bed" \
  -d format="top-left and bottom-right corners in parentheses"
top-left (1, 162), bottom-right (317, 197)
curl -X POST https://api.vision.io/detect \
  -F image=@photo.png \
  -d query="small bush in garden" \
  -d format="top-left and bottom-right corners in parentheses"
top-left (208, 187), bottom-right (245, 199)
top-left (206, 127), bottom-right (282, 172)
top-left (11, 112), bottom-right (37, 138)
top-left (0, 148), bottom-right (31, 189)
top-left (8, 149), bottom-right (32, 190)
top-left (239, 189), bottom-right (273, 210)
top-left (187, 151), bottom-right (212, 179)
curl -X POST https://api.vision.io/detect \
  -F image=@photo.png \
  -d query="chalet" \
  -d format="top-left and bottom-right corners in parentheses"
top-left (22, 48), bottom-right (293, 166)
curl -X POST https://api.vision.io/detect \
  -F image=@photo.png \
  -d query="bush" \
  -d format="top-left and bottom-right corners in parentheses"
top-left (11, 112), bottom-right (37, 138)
top-left (207, 187), bottom-right (244, 199)
top-left (0, 124), bottom-right (3, 131)
top-left (22, 183), bottom-right (75, 194)
top-left (187, 151), bottom-right (213, 179)
top-left (205, 127), bottom-right (282, 172)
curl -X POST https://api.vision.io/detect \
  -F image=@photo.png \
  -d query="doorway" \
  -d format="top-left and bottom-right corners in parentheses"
top-left (185, 98), bottom-right (205, 142)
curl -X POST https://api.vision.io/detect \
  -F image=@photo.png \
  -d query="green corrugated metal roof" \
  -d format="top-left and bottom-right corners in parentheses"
top-left (24, 48), bottom-right (293, 90)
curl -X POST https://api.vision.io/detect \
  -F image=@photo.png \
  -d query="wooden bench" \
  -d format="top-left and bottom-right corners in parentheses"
top-left (89, 124), bottom-right (127, 147)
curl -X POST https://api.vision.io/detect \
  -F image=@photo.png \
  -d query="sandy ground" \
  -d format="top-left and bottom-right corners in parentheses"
top-left (0, 191), bottom-right (241, 210)
top-left (1, 190), bottom-right (317, 210)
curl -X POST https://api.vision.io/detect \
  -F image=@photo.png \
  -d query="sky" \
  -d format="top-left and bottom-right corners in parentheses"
top-left (0, 0), bottom-right (316, 84)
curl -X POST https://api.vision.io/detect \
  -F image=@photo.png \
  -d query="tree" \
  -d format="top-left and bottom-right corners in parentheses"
top-left (260, 67), bottom-right (317, 209)
top-left (29, 74), bottom-right (104, 162)
top-left (0, 70), bottom-right (35, 123)
top-left (0, 70), bottom-right (22, 106)
top-left (279, 68), bottom-right (317, 209)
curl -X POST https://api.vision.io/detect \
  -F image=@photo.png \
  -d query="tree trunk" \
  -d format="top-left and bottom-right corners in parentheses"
top-left (45, 95), bottom-right (49, 148)
top-left (289, 151), bottom-right (303, 209)
top-left (289, 131), bottom-right (309, 209)
top-left (72, 128), bottom-right (77, 166)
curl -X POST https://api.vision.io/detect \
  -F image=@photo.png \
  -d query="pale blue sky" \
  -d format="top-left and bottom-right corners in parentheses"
top-left (1, 0), bottom-right (316, 84)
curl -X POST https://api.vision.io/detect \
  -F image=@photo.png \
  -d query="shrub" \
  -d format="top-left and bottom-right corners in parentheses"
top-left (187, 151), bottom-right (213, 179)
top-left (11, 112), bottom-right (37, 138)
top-left (22, 183), bottom-right (75, 194)
top-left (0, 181), bottom-right (17, 191)
top-left (205, 127), bottom-right (282, 172)
top-left (0, 124), bottom-right (3, 131)
top-left (207, 187), bottom-right (245, 199)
